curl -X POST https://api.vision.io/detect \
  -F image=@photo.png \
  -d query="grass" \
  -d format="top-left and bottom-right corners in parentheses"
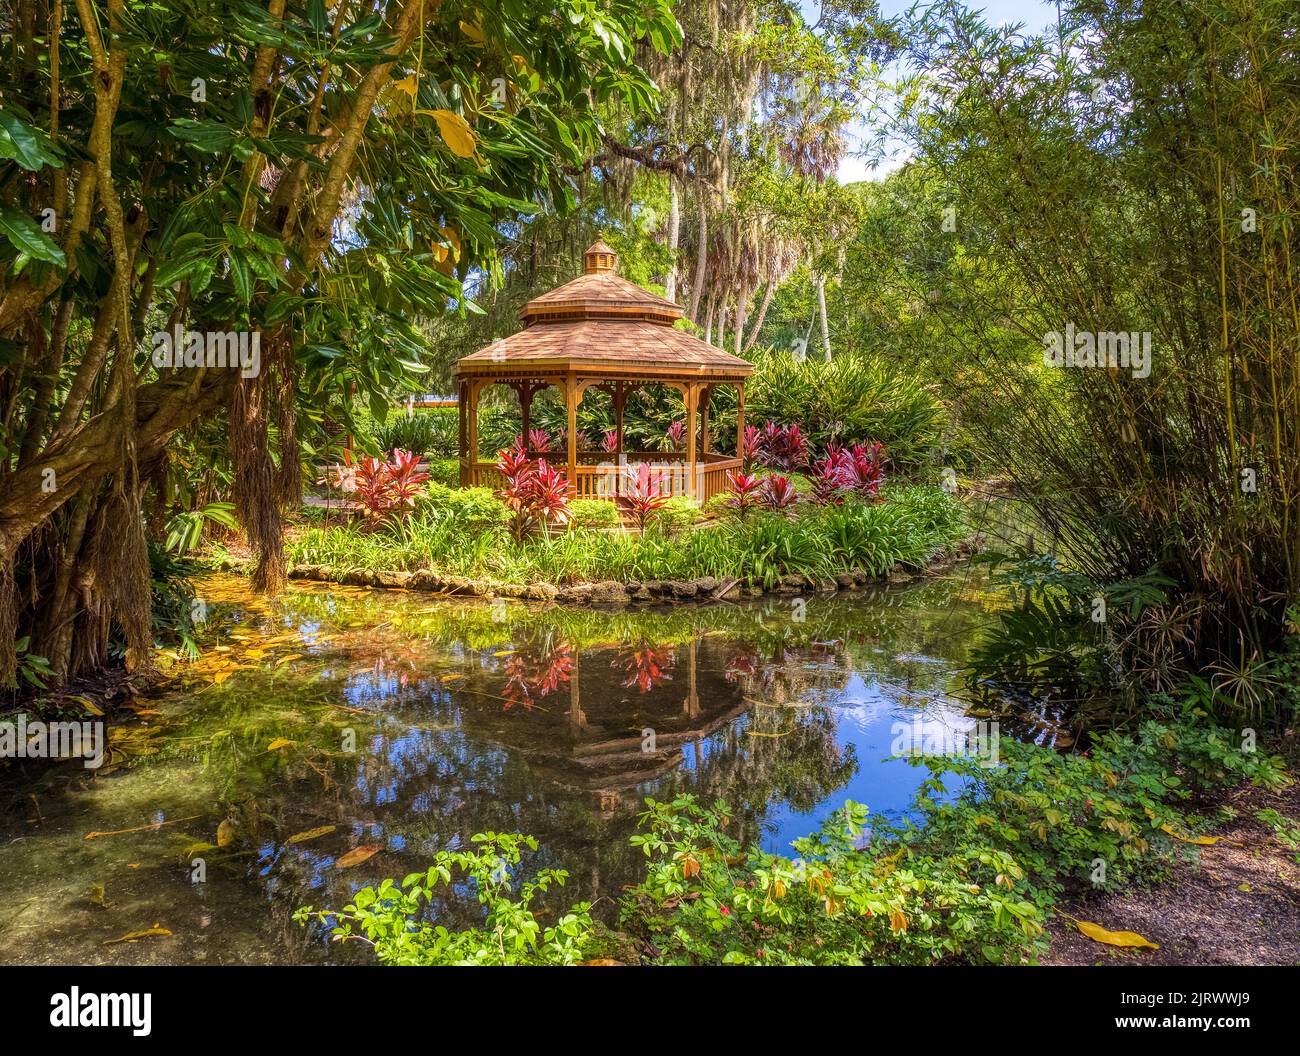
top-left (284, 484), bottom-right (966, 587)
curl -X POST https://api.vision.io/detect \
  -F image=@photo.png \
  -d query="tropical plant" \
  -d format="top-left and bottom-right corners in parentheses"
top-left (759, 474), bottom-right (800, 511)
top-left (723, 470), bottom-right (765, 517)
top-left (616, 463), bottom-right (671, 534)
top-left (293, 833), bottom-right (593, 966)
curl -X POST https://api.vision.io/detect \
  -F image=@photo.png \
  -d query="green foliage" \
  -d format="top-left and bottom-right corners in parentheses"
top-left (624, 719), bottom-right (1286, 965)
top-left (746, 350), bottom-right (945, 470)
top-left (374, 411), bottom-right (458, 458)
top-left (294, 833), bottom-right (593, 965)
top-left (569, 498), bottom-right (621, 528)
top-left (296, 717), bottom-right (1284, 966)
top-left (285, 484), bottom-right (965, 586)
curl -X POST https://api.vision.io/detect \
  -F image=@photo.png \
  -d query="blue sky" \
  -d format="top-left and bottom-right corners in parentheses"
top-left (827, 0), bottom-right (1061, 182)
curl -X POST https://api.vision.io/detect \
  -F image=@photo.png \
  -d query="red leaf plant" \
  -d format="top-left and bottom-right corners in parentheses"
top-left (502, 642), bottom-right (573, 711)
top-left (601, 428), bottom-right (620, 453)
top-left (757, 421), bottom-right (809, 473)
top-left (615, 642), bottom-right (674, 694)
top-left (723, 469), bottom-right (765, 516)
top-left (760, 473), bottom-right (800, 511)
top-left (663, 419), bottom-right (686, 451)
top-left (495, 445), bottom-right (573, 540)
top-left (353, 448), bottom-right (430, 524)
top-left (740, 424), bottom-right (761, 470)
top-left (616, 462), bottom-right (671, 533)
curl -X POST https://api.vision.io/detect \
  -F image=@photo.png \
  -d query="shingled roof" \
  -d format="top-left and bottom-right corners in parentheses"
top-left (455, 241), bottom-right (753, 380)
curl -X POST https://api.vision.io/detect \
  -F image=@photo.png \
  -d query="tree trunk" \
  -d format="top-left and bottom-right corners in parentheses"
top-left (734, 281), bottom-right (752, 357)
top-left (742, 281), bottom-right (775, 355)
top-left (665, 175), bottom-right (681, 303)
top-left (816, 273), bottom-right (831, 361)
top-left (687, 192), bottom-right (708, 323)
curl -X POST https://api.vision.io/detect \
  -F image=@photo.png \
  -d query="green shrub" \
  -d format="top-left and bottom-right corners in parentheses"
top-left (375, 409), bottom-right (458, 457)
top-left (570, 498), bottom-right (621, 528)
top-left (295, 719), bottom-right (1284, 966)
top-left (747, 351), bottom-right (945, 471)
top-left (294, 833), bottom-right (593, 966)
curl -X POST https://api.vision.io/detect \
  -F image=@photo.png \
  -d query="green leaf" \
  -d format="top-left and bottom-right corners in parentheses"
top-left (0, 205), bottom-right (65, 266)
top-left (0, 109), bottom-right (62, 170)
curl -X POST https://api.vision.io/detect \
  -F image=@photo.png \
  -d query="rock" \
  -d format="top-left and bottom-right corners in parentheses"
top-left (557, 583), bottom-right (594, 603)
top-left (887, 563), bottom-right (915, 585)
top-left (443, 576), bottom-right (480, 595)
top-left (626, 582), bottom-right (653, 601)
top-left (375, 570), bottom-right (412, 589)
top-left (836, 573), bottom-right (858, 591)
top-left (696, 576), bottom-right (718, 594)
top-left (778, 574), bottom-right (807, 593)
top-left (589, 581), bottom-right (629, 604)
top-left (522, 582), bottom-right (557, 600)
top-left (407, 570), bottom-right (443, 592)
top-left (665, 580), bottom-right (698, 599)
top-left (341, 568), bottom-right (377, 586)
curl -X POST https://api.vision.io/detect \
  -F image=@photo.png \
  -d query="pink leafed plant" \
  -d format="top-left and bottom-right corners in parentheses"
top-left (494, 447), bottom-right (572, 540)
top-left (352, 449), bottom-right (430, 524)
top-left (663, 419), bottom-right (686, 451)
top-left (723, 469), bottom-right (765, 516)
top-left (527, 428), bottom-right (552, 453)
top-left (741, 424), bottom-right (761, 470)
top-left (760, 473), bottom-right (800, 511)
top-left (601, 428), bottom-right (620, 453)
top-left (616, 462), bottom-right (670, 533)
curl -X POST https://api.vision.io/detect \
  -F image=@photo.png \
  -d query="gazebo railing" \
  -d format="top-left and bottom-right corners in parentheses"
top-left (459, 453), bottom-right (740, 504)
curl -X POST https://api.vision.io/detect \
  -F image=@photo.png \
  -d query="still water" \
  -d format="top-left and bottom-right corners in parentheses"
top-left (0, 571), bottom-right (1003, 964)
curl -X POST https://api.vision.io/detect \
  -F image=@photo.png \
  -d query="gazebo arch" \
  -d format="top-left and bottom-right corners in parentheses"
top-left (454, 241), bottom-right (753, 502)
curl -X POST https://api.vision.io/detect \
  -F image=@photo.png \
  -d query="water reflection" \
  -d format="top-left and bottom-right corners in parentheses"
top-left (0, 571), bottom-right (1000, 964)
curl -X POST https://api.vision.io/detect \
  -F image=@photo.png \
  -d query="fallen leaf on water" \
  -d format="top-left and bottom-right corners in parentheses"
top-left (286, 825), bottom-right (336, 845)
top-left (1160, 823), bottom-right (1220, 845)
top-left (84, 815), bottom-right (202, 840)
top-left (104, 925), bottom-right (172, 945)
top-left (1072, 919), bottom-right (1159, 950)
top-left (336, 844), bottom-right (383, 869)
top-left (87, 883), bottom-right (109, 909)
top-left (577, 959), bottom-right (624, 966)
top-left (267, 738), bottom-right (293, 752)
top-left (70, 695), bottom-right (103, 716)
top-left (216, 820), bottom-right (235, 848)
top-left (492, 650), bottom-right (516, 657)
top-left (275, 654), bottom-right (305, 666)
top-left (439, 673), bottom-right (463, 682)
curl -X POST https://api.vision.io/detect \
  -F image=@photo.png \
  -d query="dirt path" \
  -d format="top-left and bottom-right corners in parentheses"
top-left (1042, 777), bottom-right (1300, 965)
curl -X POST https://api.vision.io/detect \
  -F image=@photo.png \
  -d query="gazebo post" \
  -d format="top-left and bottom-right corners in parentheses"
top-left (736, 383), bottom-right (745, 466)
top-left (565, 375), bottom-right (578, 496)
top-left (466, 380), bottom-right (481, 480)
top-left (685, 383), bottom-right (698, 498)
top-left (516, 382), bottom-right (532, 444)
top-left (700, 384), bottom-right (712, 456)
top-left (614, 382), bottom-right (626, 457)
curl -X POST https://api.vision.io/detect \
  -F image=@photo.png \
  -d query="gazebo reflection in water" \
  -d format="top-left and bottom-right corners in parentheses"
top-left (454, 241), bottom-right (754, 504)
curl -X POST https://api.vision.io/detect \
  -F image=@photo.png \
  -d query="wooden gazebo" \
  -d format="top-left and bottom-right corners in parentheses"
top-left (454, 241), bottom-right (753, 502)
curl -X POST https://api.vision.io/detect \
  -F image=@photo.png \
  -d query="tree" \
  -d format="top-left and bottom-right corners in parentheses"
top-left (0, 0), bottom-right (681, 685)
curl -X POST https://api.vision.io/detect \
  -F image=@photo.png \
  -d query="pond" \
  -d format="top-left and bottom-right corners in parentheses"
top-left (0, 570), bottom-right (1009, 964)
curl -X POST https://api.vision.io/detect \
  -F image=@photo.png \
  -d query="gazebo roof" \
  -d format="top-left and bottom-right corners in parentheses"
top-left (455, 241), bottom-right (753, 382)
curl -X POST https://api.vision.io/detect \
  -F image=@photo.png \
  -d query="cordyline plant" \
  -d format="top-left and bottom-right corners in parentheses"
top-left (760, 474), bottom-right (800, 511)
top-left (616, 463), bottom-right (671, 533)
top-left (757, 421), bottom-right (809, 472)
top-left (601, 428), bottom-right (620, 453)
top-left (662, 419), bottom-right (686, 451)
top-left (810, 442), bottom-right (887, 504)
top-left (495, 445), bottom-right (573, 541)
top-left (740, 424), bottom-right (762, 471)
top-left (723, 470), bottom-right (765, 517)
top-left (352, 449), bottom-right (430, 524)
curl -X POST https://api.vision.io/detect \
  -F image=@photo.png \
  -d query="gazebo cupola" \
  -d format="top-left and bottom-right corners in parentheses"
top-left (454, 240), bottom-right (753, 502)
